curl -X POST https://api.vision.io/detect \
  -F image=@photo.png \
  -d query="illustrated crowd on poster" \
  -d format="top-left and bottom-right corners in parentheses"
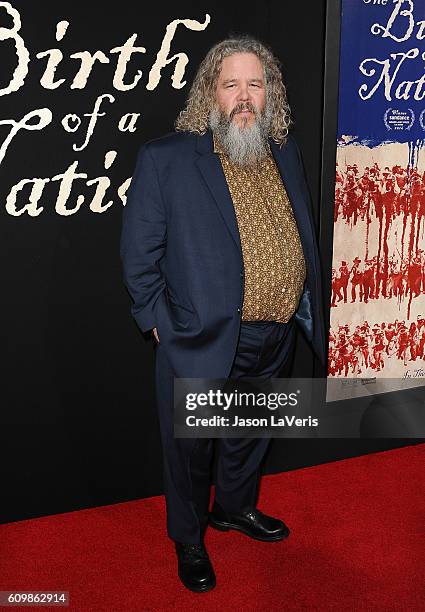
top-left (328, 316), bottom-right (425, 377)
top-left (331, 158), bottom-right (425, 310)
top-left (329, 146), bottom-right (425, 379)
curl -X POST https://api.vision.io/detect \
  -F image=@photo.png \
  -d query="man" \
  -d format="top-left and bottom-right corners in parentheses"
top-left (363, 259), bottom-right (375, 304)
top-left (350, 256), bottom-right (363, 303)
top-left (338, 261), bottom-right (350, 304)
top-left (120, 36), bottom-right (325, 593)
top-left (331, 267), bottom-right (343, 307)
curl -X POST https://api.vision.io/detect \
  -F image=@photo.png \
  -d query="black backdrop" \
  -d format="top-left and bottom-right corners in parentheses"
top-left (1, 1), bottom-right (418, 523)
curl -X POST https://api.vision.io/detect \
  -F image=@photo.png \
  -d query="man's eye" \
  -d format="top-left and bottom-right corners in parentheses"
top-left (226, 84), bottom-right (235, 88)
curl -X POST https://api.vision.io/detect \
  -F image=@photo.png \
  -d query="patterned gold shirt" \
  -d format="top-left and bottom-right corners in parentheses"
top-left (214, 134), bottom-right (306, 323)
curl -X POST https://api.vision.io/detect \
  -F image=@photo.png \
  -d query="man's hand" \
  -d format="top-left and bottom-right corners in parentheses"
top-left (153, 327), bottom-right (160, 343)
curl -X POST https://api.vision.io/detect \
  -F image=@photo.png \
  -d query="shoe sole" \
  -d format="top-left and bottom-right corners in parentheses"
top-left (209, 516), bottom-right (289, 542)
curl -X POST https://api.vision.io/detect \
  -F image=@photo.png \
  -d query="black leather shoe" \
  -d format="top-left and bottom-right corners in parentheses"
top-left (209, 501), bottom-right (290, 542)
top-left (175, 542), bottom-right (216, 593)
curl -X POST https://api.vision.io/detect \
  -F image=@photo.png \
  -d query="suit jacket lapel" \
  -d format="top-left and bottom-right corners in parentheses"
top-left (269, 139), bottom-right (316, 271)
top-left (195, 132), bottom-right (242, 255)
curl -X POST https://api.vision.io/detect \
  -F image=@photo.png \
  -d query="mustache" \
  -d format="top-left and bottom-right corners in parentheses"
top-left (229, 102), bottom-right (257, 121)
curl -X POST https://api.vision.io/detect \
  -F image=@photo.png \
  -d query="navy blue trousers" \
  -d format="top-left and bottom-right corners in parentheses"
top-left (154, 318), bottom-right (296, 544)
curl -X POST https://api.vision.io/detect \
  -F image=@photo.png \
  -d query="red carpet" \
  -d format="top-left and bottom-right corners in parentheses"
top-left (1, 445), bottom-right (424, 611)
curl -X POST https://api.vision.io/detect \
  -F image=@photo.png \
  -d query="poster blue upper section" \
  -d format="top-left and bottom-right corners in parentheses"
top-left (338, 0), bottom-right (425, 146)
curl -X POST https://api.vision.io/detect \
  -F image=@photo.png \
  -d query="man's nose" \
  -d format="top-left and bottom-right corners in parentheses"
top-left (237, 83), bottom-right (250, 101)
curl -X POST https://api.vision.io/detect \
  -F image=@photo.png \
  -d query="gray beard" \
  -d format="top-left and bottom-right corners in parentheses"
top-left (209, 105), bottom-right (272, 167)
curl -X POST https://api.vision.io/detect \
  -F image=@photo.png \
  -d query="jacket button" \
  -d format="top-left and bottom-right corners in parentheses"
top-left (237, 308), bottom-right (241, 313)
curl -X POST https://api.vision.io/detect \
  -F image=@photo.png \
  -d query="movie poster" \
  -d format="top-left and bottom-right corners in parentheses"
top-left (327, 0), bottom-right (425, 400)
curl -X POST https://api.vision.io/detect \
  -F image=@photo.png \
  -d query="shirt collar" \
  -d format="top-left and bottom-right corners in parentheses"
top-left (212, 132), bottom-right (224, 154)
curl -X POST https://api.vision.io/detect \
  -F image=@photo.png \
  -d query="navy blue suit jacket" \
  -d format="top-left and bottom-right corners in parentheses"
top-left (120, 129), bottom-right (325, 378)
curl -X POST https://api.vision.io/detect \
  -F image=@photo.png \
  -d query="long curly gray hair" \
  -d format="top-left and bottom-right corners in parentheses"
top-left (175, 36), bottom-right (292, 145)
